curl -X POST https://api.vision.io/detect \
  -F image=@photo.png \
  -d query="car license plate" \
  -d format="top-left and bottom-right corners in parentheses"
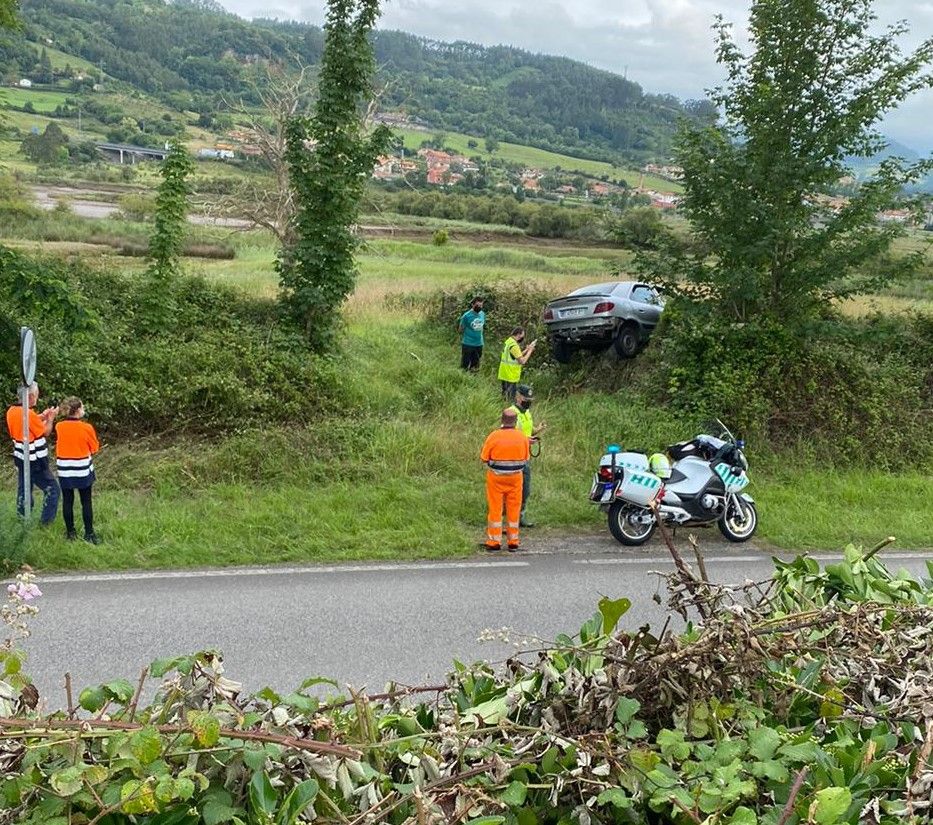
top-left (561, 307), bottom-right (586, 318)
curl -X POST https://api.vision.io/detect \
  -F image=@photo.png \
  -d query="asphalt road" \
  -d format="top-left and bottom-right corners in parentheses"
top-left (22, 534), bottom-right (933, 710)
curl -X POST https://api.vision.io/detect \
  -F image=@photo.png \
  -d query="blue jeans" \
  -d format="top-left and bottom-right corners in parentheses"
top-left (16, 462), bottom-right (60, 525)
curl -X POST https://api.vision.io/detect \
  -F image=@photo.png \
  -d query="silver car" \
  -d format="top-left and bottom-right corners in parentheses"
top-left (542, 281), bottom-right (664, 362)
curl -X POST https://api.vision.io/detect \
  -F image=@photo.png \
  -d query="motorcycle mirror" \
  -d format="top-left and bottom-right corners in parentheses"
top-left (736, 439), bottom-right (745, 449)
top-left (607, 444), bottom-right (621, 454)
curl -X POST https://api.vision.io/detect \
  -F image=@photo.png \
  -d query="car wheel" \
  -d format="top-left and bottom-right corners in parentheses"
top-left (612, 324), bottom-right (640, 359)
top-left (551, 337), bottom-right (574, 364)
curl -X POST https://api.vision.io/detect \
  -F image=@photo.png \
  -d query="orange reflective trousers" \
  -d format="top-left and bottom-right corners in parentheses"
top-left (485, 471), bottom-right (523, 549)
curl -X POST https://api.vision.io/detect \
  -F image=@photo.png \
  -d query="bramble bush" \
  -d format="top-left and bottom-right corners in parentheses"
top-left (5, 540), bottom-right (933, 823)
top-left (1, 245), bottom-right (342, 434)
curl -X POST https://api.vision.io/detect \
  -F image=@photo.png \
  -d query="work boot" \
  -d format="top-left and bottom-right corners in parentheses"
top-left (483, 542), bottom-right (501, 552)
top-left (83, 531), bottom-right (101, 546)
top-left (519, 517), bottom-right (536, 528)
top-left (65, 529), bottom-right (78, 541)
top-left (507, 543), bottom-right (521, 552)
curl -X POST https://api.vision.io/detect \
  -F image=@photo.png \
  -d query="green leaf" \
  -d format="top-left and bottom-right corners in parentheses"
top-left (598, 596), bottom-right (631, 634)
top-left (727, 806), bottom-right (757, 825)
top-left (298, 676), bottom-right (338, 691)
top-left (130, 726), bottom-right (162, 764)
top-left (203, 800), bottom-right (239, 825)
top-left (778, 741), bottom-right (822, 763)
top-left (629, 748), bottom-right (660, 773)
top-left (626, 719), bottom-right (648, 739)
top-left (615, 697), bottom-right (640, 725)
top-left (813, 786), bottom-right (852, 824)
top-left (541, 746), bottom-right (559, 775)
top-left (104, 679), bottom-right (135, 704)
top-left (249, 772), bottom-right (278, 816)
top-left (78, 686), bottom-right (108, 713)
top-left (596, 788), bottom-right (630, 808)
top-left (243, 746), bottom-right (267, 771)
top-left (49, 766), bottom-right (84, 797)
top-left (657, 729), bottom-right (691, 761)
top-left (499, 780), bottom-right (527, 807)
top-left (466, 818), bottom-right (505, 825)
top-left (121, 779), bottom-right (158, 814)
top-left (175, 777), bottom-right (195, 801)
top-left (150, 656), bottom-right (195, 678)
top-left (748, 726), bottom-right (780, 761)
top-left (282, 693), bottom-right (319, 714)
top-left (276, 779), bottom-right (318, 825)
top-left (188, 710), bottom-right (221, 747)
top-left (751, 760), bottom-right (790, 783)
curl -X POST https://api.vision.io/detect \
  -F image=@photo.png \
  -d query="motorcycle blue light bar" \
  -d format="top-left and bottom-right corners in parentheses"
top-left (607, 444), bottom-right (621, 454)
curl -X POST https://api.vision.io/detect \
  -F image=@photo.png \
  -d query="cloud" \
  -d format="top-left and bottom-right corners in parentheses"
top-left (218, 0), bottom-right (933, 151)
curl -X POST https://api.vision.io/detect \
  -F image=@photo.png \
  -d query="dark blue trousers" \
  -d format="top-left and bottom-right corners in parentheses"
top-left (16, 461), bottom-right (60, 525)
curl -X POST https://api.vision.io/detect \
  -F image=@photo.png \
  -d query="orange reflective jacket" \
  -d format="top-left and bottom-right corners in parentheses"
top-left (480, 427), bottom-right (530, 475)
top-left (6, 405), bottom-right (48, 464)
top-left (55, 419), bottom-right (99, 482)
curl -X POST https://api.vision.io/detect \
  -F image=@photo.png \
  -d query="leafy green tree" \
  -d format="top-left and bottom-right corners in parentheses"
top-left (147, 140), bottom-right (193, 282)
top-left (609, 207), bottom-right (666, 249)
top-left (484, 135), bottom-right (499, 154)
top-left (278, 0), bottom-right (391, 349)
top-left (666, 0), bottom-right (933, 325)
top-left (20, 122), bottom-right (68, 164)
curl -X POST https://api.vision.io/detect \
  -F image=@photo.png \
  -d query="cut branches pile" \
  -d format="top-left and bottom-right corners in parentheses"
top-left (2, 540), bottom-right (933, 824)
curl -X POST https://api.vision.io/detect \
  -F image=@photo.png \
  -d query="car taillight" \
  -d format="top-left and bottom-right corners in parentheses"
top-left (598, 466), bottom-right (613, 481)
top-left (593, 301), bottom-right (615, 314)
top-left (543, 308), bottom-right (554, 321)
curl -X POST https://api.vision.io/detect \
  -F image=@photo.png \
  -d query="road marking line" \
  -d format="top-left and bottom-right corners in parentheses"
top-left (574, 552), bottom-right (933, 566)
top-left (41, 560), bottom-right (530, 584)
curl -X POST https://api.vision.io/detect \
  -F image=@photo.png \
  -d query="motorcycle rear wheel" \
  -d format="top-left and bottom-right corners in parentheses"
top-left (718, 497), bottom-right (758, 542)
top-left (608, 502), bottom-right (657, 546)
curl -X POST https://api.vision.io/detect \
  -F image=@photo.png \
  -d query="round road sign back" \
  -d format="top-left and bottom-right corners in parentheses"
top-left (20, 327), bottom-right (36, 386)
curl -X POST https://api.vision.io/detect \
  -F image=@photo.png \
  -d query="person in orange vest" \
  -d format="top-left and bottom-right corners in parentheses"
top-left (480, 408), bottom-right (530, 552)
top-left (5, 382), bottom-right (59, 524)
top-left (55, 397), bottom-right (100, 544)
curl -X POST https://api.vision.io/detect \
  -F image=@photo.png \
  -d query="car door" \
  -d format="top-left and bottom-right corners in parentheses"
top-left (629, 284), bottom-right (663, 324)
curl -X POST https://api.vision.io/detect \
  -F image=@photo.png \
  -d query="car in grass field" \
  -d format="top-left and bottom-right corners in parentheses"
top-left (542, 281), bottom-right (664, 363)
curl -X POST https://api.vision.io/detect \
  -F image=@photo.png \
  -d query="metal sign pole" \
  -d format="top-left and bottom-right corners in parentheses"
top-left (21, 383), bottom-right (31, 521)
top-left (19, 327), bottom-right (37, 523)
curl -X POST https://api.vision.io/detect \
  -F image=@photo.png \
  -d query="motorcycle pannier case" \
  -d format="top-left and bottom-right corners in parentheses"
top-left (615, 469), bottom-right (664, 506)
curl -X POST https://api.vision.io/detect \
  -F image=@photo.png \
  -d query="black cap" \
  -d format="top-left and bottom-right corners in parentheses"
top-left (471, 295), bottom-right (484, 303)
top-left (517, 384), bottom-right (533, 399)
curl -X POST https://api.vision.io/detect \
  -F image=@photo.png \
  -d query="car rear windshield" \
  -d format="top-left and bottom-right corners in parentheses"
top-left (568, 282), bottom-right (621, 297)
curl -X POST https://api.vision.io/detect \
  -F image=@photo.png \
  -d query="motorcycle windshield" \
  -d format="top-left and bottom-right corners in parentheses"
top-left (699, 418), bottom-right (735, 443)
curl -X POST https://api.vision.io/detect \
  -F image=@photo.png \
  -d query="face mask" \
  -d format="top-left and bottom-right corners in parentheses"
top-left (473, 304), bottom-right (482, 312)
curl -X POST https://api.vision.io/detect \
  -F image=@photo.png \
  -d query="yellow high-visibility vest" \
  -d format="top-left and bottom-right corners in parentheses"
top-left (508, 405), bottom-right (533, 439)
top-left (498, 336), bottom-right (522, 383)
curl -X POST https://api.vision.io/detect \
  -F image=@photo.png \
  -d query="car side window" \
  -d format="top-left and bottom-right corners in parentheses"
top-left (631, 286), bottom-right (657, 305)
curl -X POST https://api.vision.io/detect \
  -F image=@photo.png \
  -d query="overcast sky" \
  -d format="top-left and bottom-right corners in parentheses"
top-left (217, 0), bottom-right (932, 152)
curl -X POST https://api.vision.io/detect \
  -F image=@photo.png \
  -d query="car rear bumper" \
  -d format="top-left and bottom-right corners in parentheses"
top-left (546, 318), bottom-right (656, 343)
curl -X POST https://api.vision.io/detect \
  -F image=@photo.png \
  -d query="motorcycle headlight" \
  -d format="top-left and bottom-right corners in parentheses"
top-left (738, 451), bottom-right (748, 472)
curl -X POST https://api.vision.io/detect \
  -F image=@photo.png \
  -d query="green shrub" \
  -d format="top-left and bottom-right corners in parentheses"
top-left (1, 246), bottom-right (342, 434)
top-left (431, 228), bottom-right (448, 246)
top-left (656, 301), bottom-right (933, 468)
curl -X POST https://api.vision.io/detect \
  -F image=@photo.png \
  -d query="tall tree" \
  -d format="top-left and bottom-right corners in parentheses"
top-left (147, 140), bottom-right (193, 282)
top-left (666, 0), bottom-right (932, 325)
top-left (277, 0), bottom-right (391, 349)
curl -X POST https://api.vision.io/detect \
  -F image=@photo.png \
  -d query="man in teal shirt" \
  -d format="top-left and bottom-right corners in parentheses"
top-left (458, 296), bottom-right (486, 372)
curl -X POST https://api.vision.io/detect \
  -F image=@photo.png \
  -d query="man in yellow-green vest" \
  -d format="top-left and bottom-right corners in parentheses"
top-left (508, 384), bottom-right (546, 527)
top-left (497, 326), bottom-right (537, 401)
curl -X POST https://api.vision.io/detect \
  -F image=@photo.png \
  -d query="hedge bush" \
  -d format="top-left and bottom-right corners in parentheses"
top-left (1, 245), bottom-right (342, 435)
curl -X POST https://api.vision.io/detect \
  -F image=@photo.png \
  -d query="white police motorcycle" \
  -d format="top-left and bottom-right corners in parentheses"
top-left (588, 419), bottom-right (758, 546)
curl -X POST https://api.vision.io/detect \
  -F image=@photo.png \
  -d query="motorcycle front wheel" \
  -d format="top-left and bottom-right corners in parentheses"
top-left (718, 497), bottom-right (758, 542)
top-left (608, 502), bottom-right (657, 546)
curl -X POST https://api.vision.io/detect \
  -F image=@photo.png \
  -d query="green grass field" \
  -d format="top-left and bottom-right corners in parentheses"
top-left (0, 88), bottom-right (71, 113)
top-left (392, 127), bottom-right (682, 193)
top-left (3, 229), bottom-right (930, 571)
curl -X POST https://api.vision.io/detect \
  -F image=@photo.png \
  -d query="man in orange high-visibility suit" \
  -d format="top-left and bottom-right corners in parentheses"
top-left (480, 408), bottom-right (530, 552)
